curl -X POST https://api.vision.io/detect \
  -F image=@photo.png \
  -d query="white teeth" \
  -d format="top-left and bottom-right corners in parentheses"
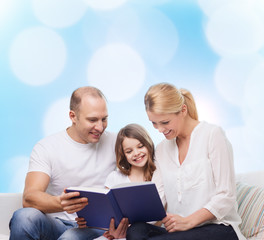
top-left (134, 155), bottom-right (144, 161)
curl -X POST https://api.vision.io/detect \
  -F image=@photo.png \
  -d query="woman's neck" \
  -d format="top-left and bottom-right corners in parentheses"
top-left (178, 117), bottom-right (199, 140)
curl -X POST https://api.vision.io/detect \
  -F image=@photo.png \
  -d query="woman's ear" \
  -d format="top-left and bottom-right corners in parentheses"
top-left (182, 104), bottom-right (187, 116)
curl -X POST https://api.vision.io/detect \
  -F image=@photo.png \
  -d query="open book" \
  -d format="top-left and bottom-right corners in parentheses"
top-left (66, 182), bottom-right (166, 229)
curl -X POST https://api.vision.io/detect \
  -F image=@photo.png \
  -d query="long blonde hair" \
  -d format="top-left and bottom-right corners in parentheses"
top-left (144, 83), bottom-right (198, 120)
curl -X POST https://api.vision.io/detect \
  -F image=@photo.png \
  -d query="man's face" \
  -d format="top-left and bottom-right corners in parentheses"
top-left (70, 96), bottom-right (108, 144)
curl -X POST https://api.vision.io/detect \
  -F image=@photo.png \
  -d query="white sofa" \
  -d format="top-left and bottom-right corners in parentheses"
top-left (1, 171), bottom-right (263, 240)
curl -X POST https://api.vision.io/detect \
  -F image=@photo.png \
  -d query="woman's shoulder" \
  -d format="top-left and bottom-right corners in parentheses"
top-left (198, 121), bottom-right (224, 134)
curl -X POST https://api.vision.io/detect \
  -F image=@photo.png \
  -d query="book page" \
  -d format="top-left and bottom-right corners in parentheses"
top-left (67, 186), bottom-right (109, 194)
top-left (112, 181), bottom-right (153, 189)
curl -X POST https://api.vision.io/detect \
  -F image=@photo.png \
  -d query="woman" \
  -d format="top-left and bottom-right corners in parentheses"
top-left (126, 83), bottom-right (245, 240)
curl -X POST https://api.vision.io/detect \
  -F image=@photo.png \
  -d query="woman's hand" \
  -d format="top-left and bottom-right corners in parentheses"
top-left (162, 213), bottom-right (192, 232)
top-left (76, 217), bottom-right (87, 228)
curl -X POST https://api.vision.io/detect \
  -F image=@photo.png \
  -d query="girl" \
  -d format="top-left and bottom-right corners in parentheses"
top-left (77, 123), bottom-right (164, 240)
top-left (127, 83), bottom-right (245, 240)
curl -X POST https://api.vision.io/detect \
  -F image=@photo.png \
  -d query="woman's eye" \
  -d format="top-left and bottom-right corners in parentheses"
top-left (162, 121), bottom-right (169, 125)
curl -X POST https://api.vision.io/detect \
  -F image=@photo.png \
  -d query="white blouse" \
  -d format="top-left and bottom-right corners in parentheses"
top-left (153, 121), bottom-right (245, 239)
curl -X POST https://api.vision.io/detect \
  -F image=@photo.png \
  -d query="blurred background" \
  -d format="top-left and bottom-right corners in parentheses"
top-left (1, 0), bottom-right (264, 193)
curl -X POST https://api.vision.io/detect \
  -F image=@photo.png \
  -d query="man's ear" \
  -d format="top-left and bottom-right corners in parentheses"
top-left (69, 110), bottom-right (77, 123)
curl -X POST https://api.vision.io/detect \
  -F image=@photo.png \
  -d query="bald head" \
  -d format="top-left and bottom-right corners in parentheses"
top-left (70, 86), bottom-right (106, 115)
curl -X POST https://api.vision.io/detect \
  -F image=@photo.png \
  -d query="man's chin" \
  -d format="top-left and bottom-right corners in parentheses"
top-left (88, 137), bottom-right (101, 143)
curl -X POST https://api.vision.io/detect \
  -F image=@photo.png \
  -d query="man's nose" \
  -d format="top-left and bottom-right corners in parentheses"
top-left (95, 121), bottom-right (104, 132)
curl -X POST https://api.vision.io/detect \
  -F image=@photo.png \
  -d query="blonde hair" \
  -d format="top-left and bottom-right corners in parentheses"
top-left (144, 83), bottom-right (198, 120)
top-left (115, 124), bottom-right (156, 181)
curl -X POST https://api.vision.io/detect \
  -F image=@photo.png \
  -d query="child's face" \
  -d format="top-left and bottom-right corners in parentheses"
top-left (122, 137), bottom-right (149, 169)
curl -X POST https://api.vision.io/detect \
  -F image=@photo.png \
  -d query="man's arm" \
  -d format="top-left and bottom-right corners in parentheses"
top-left (23, 172), bottom-right (63, 213)
top-left (23, 171), bottom-right (89, 214)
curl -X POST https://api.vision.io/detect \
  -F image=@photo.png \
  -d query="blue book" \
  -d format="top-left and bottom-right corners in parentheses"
top-left (66, 182), bottom-right (166, 229)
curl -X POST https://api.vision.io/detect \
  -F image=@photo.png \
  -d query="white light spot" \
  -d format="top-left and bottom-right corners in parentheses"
top-left (83, 0), bottom-right (127, 11)
top-left (253, 0), bottom-right (264, 25)
top-left (196, 96), bottom-right (221, 125)
top-left (0, 0), bottom-right (13, 26)
top-left (107, 8), bottom-right (140, 44)
top-left (9, 27), bottom-right (67, 86)
top-left (87, 43), bottom-right (146, 102)
top-left (135, 8), bottom-right (179, 66)
top-left (32, 0), bottom-right (87, 28)
top-left (205, 3), bottom-right (264, 56)
top-left (243, 63), bottom-right (264, 136)
top-left (198, 0), bottom-right (241, 17)
top-left (43, 98), bottom-right (71, 136)
top-left (244, 62), bottom-right (264, 108)
top-left (214, 54), bottom-right (264, 106)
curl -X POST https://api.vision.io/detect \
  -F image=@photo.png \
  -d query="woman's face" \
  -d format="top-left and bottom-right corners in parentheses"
top-left (147, 111), bottom-right (184, 140)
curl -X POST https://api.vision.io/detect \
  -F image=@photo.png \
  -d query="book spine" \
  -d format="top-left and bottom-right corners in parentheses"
top-left (107, 191), bottom-right (123, 227)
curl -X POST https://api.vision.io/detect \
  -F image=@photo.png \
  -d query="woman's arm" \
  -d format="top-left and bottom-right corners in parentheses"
top-left (162, 208), bottom-right (215, 232)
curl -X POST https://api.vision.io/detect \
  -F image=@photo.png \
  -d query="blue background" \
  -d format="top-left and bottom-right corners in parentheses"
top-left (1, 0), bottom-right (264, 192)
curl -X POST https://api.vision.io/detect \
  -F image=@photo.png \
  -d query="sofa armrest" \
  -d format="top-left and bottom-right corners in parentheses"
top-left (0, 193), bottom-right (23, 236)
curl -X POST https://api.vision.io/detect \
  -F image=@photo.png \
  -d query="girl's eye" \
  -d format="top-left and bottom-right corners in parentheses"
top-left (138, 144), bottom-right (144, 148)
top-left (162, 121), bottom-right (169, 125)
top-left (125, 150), bottom-right (132, 154)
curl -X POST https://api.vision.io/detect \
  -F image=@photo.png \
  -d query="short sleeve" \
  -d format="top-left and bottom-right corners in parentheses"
top-left (104, 170), bottom-right (130, 188)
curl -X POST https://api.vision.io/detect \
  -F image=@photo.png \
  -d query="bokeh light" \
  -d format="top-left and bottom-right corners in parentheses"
top-left (9, 27), bottom-right (67, 86)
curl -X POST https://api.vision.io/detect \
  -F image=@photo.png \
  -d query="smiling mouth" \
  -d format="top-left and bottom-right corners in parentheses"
top-left (90, 132), bottom-right (101, 138)
top-left (163, 130), bottom-right (171, 136)
top-left (133, 155), bottom-right (145, 163)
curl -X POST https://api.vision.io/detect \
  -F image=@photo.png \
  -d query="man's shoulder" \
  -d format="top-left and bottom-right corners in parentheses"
top-left (100, 131), bottom-right (117, 142)
top-left (35, 130), bottom-right (66, 146)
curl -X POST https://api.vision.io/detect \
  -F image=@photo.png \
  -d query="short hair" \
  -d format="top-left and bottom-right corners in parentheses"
top-left (144, 83), bottom-right (198, 120)
top-left (115, 124), bottom-right (156, 181)
top-left (70, 86), bottom-right (106, 115)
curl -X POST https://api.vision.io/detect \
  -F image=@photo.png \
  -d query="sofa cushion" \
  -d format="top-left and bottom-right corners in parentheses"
top-left (236, 182), bottom-right (264, 238)
top-left (247, 229), bottom-right (264, 240)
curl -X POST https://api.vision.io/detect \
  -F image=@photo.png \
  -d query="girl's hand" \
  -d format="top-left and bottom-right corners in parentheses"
top-left (75, 217), bottom-right (87, 228)
top-left (162, 213), bottom-right (192, 232)
top-left (104, 218), bottom-right (129, 239)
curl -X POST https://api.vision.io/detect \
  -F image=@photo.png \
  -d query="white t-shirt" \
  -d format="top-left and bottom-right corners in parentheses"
top-left (28, 130), bottom-right (117, 221)
top-left (104, 170), bottom-right (131, 188)
top-left (153, 121), bottom-right (246, 239)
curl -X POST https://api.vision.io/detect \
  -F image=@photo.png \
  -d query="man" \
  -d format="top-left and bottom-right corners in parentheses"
top-left (9, 86), bottom-right (123, 239)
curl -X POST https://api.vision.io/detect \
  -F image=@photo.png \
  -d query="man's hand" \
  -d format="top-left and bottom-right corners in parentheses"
top-left (60, 190), bottom-right (88, 214)
top-left (103, 218), bottom-right (129, 239)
